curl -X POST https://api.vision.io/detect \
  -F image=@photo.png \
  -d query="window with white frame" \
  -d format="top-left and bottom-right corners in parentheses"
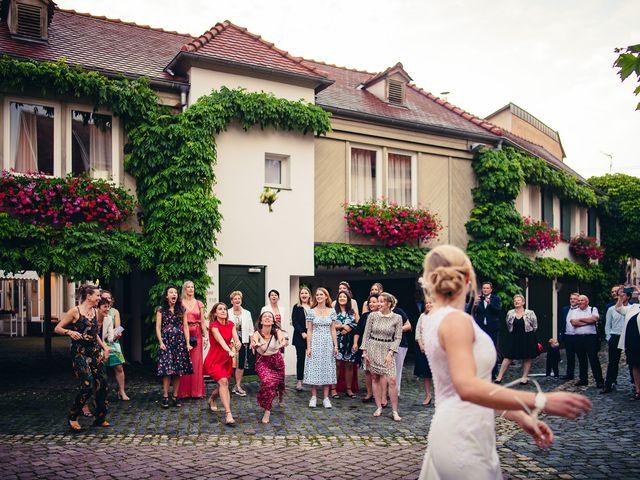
top-left (8, 101), bottom-right (55, 175)
top-left (265, 153), bottom-right (290, 188)
top-left (70, 110), bottom-right (113, 178)
top-left (387, 152), bottom-right (415, 206)
top-left (350, 147), bottom-right (380, 203)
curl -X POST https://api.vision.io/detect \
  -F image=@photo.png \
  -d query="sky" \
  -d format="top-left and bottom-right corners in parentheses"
top-left (57, 0), bottom-right (640, 179)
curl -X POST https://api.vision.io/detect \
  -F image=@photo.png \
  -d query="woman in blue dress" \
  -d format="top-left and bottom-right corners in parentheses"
top-left (303, 287), bottom-right (338, 409)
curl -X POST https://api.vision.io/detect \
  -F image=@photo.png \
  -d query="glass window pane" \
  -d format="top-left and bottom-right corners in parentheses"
top-left (350, 148), bottom-right (376, 203)
top-left (9, 102), bottom-right (54, 175)
top-left (388, 153), bottom-right (412, 206)
top-left (71, 111), bottom-right (112, 178)
top-left (265, 158), bottom-right (282, 185)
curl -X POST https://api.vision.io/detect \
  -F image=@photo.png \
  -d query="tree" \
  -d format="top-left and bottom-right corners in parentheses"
top-left (614, 44), bottom-right (640, 110)
top-left (588, 173), bottom-right (640, 285)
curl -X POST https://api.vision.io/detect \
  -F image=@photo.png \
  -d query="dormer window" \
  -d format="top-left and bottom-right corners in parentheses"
top-left (387, 79), bottom-right (405, 106)
top-left (6, 0), bottom-right (51, 42)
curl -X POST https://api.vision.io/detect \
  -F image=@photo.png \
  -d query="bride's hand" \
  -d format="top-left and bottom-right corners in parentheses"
top-left (518, 415), bottom-right (554, 449)
top-left (544, 392), bottom-right (592, 419)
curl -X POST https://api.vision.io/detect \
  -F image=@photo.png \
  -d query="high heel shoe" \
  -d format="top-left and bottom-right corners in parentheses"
top-left (207, 398), bottom-right (218, 412)
top-left (68, 419), bottom-right (81, 431)
top-left (373, 407), bottom-right (382, 417)
top-left (422, 397), bottom-right (432, 406)
top-left (392, 411), bottom-right (402, 422)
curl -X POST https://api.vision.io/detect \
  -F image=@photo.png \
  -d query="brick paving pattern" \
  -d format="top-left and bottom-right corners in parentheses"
top-left (0, 346), bottom-right (639, 479)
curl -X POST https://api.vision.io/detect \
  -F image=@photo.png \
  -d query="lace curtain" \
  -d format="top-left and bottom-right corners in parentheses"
top-left (351, 148), bottom-right (376, 203)
top-left (388, 153), bottom-right (412, 206)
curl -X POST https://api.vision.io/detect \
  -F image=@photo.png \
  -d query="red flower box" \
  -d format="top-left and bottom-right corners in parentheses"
top-left (344, 198), bottom-right (442, 247)
top-left (521, 217), bottom-right (560, 252)
top-left (569, 234), bottom-right (604, 260)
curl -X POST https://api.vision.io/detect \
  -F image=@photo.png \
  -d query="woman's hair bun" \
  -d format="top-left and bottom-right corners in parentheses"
top-left (428, 266), bottom-right (466, 297)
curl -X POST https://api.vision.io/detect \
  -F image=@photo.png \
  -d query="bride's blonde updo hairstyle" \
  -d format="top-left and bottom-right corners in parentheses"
top-left (421, 245), bottom-right (477, 301)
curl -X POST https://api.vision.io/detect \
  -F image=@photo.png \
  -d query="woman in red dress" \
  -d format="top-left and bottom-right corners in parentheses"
top-left (177, 281), bottom-right (208, 399)
top-left (203, 302), bottom-right (241, 425)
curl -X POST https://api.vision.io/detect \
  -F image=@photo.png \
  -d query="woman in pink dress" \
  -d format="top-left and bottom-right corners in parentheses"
top-left (203, 302), bottom-right (241, 425)
top-left (177, 281), bottom-right (208, 399)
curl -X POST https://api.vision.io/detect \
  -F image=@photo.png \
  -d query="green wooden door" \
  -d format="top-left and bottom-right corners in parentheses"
top-left (218, 265), bottom-right (265, 325)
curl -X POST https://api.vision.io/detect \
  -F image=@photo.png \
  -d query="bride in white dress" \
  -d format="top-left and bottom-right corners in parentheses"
top-left (418, 245), bottom-right (592, 480)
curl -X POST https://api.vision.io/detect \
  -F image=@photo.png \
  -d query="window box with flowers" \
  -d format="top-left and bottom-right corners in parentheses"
top-left (569, 234), bottom-right (605, 261)
top-left (521, 217), bottom-right (560, 252)
top-left (344, 198), bottom-right (442, 247)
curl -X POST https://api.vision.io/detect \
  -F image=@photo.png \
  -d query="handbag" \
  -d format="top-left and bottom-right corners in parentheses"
top-left (189, 336), bottom-right (198, 348)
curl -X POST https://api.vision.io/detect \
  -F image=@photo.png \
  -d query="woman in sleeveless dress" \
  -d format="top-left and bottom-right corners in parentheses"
top-left (419, 245), bottom-right (592, 480)
top-left (100, 290), bottom-right (129, 401)
top-left (203, 302), bottom-right (242, 425)
top-left (252, 311), bottom-right (287, 424)
top-left (177, 281), bottom-right (207, 399)
top-left (55, 284), bottom-right (110, 431)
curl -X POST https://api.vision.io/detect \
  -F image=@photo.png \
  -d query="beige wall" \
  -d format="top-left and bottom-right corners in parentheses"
top-left (315, 117), bottom-right (478, 249)
top-left (511, 116), bottom-right (564, 160)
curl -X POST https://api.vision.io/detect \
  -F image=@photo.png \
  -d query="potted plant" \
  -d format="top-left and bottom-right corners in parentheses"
top-left (569, 234), bottom-right (605, 260)
top-left (521, 217), bottom-right (560, 252)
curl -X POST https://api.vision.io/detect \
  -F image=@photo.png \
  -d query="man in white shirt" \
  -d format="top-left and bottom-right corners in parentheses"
top-left (569, 295), bottom-right (603, 387)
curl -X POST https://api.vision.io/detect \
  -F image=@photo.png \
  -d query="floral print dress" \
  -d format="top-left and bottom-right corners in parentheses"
top-left (156, 306), bottom-right (193, 377)
top-left (336, 311), bottom-right (358, 362)
top-left (68, 307), bottom-right (108, 422)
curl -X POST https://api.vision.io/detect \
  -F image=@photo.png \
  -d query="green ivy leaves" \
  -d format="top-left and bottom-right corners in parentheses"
top-left (314, 243), bottom-right (428, 275)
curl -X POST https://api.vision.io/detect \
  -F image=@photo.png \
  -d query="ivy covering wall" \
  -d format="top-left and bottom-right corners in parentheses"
top-left (466, 147), bottom-right (604, 304)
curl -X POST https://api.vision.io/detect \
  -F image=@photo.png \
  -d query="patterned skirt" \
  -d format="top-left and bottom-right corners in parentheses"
top-left (255, 352), bottom-right (285, 411)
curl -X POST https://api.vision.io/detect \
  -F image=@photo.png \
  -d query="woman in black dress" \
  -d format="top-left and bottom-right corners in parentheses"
top-left (414, 296), bottom-right (433, 406)
top-left (155, 285), bottom-right (193, 408)
top-left (495, 294), bottom-right (538, 385)
top-left (55, 284), bottom-right (110, 431)
top-left (291, 287), bottom-right (312, 391)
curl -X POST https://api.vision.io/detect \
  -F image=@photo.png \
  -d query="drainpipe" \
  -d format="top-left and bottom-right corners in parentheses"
top-left (180, 87), bottom-right (188, 112)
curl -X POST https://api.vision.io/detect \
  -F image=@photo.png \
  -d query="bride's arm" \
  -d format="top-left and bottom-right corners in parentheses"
top-left (440, 311), bottom-right (591, 418)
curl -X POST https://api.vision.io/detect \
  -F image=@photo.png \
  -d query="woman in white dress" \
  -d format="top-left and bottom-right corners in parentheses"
top-left (419, 245), bottom-right (592, 480)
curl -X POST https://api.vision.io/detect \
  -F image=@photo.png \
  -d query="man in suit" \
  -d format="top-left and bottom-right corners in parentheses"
top-left (474, 281), bottom-right (502, 378)
top-left (558, 292), bottom-right (580, 380)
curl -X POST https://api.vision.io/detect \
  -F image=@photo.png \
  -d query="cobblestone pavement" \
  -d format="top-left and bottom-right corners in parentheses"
top-left (0, 346), bottom-right (639, 479)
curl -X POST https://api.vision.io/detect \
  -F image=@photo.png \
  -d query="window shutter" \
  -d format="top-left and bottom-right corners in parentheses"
top-left (560, 201), bottom-right (572, 242)
top-left (541, 189), bottom-right (554, 226)
top-left (587, 208), bottom-right (597, 237)
top-left (388, 80), bottom-right (404, 106)
top-left (16, 3), bottom-right (45, 39)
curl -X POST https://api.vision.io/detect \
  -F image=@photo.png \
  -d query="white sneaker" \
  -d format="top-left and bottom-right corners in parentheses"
top-left (308, 396), bottom-right (317, 408)
top-left (233, 386), bottom-right (247, 397)
top-left (322, 397), bottom-right (332, 409)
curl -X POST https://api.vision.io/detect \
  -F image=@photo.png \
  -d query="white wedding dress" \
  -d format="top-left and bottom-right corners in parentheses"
top-left (419, 306), bottom-right (501, 480)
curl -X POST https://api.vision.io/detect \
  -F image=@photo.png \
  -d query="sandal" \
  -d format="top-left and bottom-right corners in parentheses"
top-left (171, 397), bottom-right (182, 408)
top-left (362, 395), bottom-right (373, 403)
top-left (373, 407), bottom-right (382, 417)
top-left (68, 419), bottom-right (81, 431)
top-left (82, 406), bottom-right (93, 417)
top-left (207, 398), bottom-right (218, 412)
top-left (346, 391), bottom-right (357, 398)
top-left (161, 397), bottom-right (169, 409)
top-left (224, 412), bottom-right (235, 426)
top-left (330, 390), bottom-right (340, 399)
top-left (117, 392), bottom-right (130, 401)
top-left (92, 420), bottom-right (110, 427)
top-left (392, 411), bottom-right (402, 422)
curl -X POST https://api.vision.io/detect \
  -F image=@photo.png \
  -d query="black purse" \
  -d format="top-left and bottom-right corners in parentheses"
top-left (189, 336), bottom-right (198, 347)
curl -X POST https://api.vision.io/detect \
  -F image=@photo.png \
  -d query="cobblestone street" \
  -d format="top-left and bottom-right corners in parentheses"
top-left (0, 342), bottom-right (638, 479)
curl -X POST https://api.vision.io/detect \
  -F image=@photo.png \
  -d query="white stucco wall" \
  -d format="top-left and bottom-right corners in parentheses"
top-left (189, 67), bottom-right (316, 374)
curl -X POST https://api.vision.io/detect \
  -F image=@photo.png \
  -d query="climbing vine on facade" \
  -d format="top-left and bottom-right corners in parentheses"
top-left (466, 147), bottom-right (604, 304)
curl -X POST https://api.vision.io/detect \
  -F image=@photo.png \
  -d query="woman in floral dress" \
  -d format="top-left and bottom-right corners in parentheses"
top-left (332, 291), bottom-right (358, 398)
top-left (251, 311), bottom-right (287, 424)
top-left (55, 284), bottom-right (110, 431)
top-left (156, 285), bottom-right (193, 408)
top-left (304, 287), bottom-right (338, 409)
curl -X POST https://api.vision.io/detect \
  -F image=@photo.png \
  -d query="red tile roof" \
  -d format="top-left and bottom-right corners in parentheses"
top-left (304, 60), bottom-right (502, 139)
top-left (179, 21), bottom-right (327, 82)
top-left (0, 8), bottom-right (191, 83)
